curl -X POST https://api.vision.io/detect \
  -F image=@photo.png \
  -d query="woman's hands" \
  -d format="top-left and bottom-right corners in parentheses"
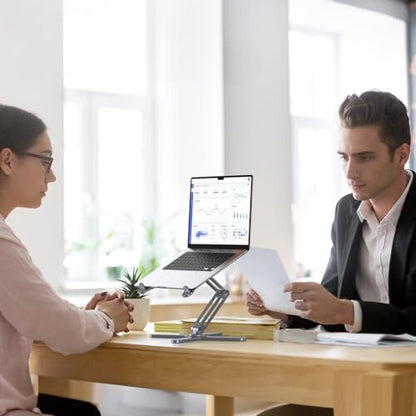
top-left (85, 291), bottom-right (134, 333)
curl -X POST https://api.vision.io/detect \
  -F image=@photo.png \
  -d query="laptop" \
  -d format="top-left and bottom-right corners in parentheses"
top-left (139, 175), bottom-right (253, 291)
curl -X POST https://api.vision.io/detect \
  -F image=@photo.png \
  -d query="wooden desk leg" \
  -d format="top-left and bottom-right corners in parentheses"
top-left (206, 395), bottom-right (234, 416)
top-left (333, 371), bottom-right (362, 415)
top-left (361, 371), bottom-right (416, 416)
top-left (334, 370), bottom-right (416, 416)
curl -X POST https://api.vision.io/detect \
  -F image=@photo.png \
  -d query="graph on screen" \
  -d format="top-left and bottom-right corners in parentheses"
top-left (188, 176), bottom-right (252, 246)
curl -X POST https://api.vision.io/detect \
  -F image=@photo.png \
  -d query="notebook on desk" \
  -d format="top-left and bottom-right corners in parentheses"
top-left (139, 175), bottom-right (253, 291)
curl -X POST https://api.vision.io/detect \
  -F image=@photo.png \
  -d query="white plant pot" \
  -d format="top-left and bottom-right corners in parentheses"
top-left (126, 297), bottom-right (150, 331)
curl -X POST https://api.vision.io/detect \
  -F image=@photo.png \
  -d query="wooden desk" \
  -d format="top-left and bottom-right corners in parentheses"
top-left (30, 332), bottom-right (416, 416)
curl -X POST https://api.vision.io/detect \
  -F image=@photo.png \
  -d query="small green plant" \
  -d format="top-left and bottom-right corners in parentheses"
top-left (118, 267), bottom-right (145, 299)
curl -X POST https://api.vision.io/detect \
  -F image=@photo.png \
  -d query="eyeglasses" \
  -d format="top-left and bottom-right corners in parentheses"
top-left (21, 152), bottom-right (54, 173)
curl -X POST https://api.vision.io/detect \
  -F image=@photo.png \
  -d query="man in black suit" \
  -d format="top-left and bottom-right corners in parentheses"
top-left (247, 91), bottom-right (413, 416)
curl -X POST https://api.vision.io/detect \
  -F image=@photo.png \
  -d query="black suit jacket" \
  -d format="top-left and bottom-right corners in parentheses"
top-left (291, 171), bottom-right (416, 334)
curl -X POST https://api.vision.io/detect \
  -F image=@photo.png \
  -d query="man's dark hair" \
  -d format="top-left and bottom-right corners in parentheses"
top-left (338, 91), bottom-right (410, 156)
top-left (0, 104), bottom-right (46, 154)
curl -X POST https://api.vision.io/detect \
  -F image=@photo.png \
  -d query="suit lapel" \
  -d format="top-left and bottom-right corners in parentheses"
top-left (338, 202), bottom-right (362, 298)
top-left (389, 172), bottom-right (416, 301)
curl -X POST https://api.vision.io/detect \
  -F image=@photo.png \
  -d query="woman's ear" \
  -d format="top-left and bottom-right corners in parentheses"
top-left (0, 148), bottom-right (14, 175)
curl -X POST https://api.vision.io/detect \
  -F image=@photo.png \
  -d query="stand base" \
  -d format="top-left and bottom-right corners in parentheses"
top-left (149, 277), bottom-right (246, 344)
top-left (151, 332), bottom-right (246, 344)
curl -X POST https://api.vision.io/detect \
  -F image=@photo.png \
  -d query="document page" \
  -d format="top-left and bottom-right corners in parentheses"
top-left (278, 329), bottom-right (416, 347)
top-left (237, 247), bottom-right (299, 316)
top-left (315, 332), bottom-right (416, 347)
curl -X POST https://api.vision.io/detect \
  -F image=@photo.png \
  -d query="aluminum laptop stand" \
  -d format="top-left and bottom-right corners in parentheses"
top-left (138, 277), bottom-right (246, 344)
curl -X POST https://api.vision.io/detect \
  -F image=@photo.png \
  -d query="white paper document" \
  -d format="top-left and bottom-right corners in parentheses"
top-left (236, 247), bottom-right (299, 316)
top-left (316, 332), bottom-right (416, 347)
top-left (278, 329), bottom-right (416, 347)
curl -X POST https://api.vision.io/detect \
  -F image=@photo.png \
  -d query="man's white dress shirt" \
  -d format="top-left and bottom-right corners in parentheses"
top-left (347, 170), bottom-right (413, 332)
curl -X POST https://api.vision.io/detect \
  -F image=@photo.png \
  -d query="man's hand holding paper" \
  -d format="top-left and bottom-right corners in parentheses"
top-left (238, 248), bottom-right (355, 326)
top-left (237, 248), bottom-right (299, 317)
top-left (285, 281), bottom-right (354, 325)
top-left (246, 288), bottom-right (289, 323)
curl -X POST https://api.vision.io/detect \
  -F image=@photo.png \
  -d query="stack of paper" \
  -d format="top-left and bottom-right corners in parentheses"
top-left (278, 328), bottom-right (320, 344)
top-left (154, 316), bottom-right (280, 340)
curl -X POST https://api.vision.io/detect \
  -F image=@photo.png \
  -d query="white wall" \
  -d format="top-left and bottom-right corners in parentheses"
top-left (0, 0), bottom-right (64, 288)
top-left (336, 0), bottom-right (408, 20)
top-left (223, 0), bottom-right (294, 276)
top-left (291, 0), bottom-right (408, 104)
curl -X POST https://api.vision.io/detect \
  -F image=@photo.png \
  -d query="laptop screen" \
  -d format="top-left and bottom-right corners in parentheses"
top-left (188, 175), bottom-right (253, 249)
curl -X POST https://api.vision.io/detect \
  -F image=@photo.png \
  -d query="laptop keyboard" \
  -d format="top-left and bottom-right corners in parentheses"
top-left (163, 251), bottom-right (235, 271)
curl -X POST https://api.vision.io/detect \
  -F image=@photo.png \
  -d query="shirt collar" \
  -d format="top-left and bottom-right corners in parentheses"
top-left (357, 170), bottom-right (413, 226)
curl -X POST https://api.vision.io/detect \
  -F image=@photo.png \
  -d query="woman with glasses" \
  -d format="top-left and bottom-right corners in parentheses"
top-left (0, 104), bottom-right (133, 416)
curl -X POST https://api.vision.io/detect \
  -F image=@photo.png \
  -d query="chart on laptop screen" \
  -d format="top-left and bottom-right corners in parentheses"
top-left (188, 176), bottom-right (252, 246)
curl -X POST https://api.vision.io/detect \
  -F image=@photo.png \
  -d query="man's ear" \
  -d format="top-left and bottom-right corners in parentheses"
top-left (395, 143), bottom-right (410, 166)
top-left (0, 148), bottom-right (14, 176)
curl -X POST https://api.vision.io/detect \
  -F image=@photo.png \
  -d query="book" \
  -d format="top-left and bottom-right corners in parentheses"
top-left (153, 320), bottom-right (183, 333)
top-left (278, 329), bottom-right (416, 347)
top-left (153, 316), bottom-right (280, 340)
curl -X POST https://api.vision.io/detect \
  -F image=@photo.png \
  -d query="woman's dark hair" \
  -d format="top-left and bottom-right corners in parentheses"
top-left (0, 104), bottom-right (46, 154)
top-left (338, 91), bottom-right (410, 157)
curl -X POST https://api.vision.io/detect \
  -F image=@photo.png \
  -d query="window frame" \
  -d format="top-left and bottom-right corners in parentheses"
top-left (63, 87), bottom-right (155, 282)
top-left (62, 0), bottom-right (156, 285)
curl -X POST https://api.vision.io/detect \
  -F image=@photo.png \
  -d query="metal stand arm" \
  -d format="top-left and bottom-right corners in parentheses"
top-left (151, 277), bottom-right (246, 344)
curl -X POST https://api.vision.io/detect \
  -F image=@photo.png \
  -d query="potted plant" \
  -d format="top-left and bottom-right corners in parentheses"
top-left (118, 267), bottom-right (150, 331)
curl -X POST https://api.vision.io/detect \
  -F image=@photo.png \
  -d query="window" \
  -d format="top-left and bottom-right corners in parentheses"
top-left (289, 0), bottom-right (407, 280)
top-left (63, 0), bottom-right (153, 282)
top-left (63, 0), bottom-right (223, 286)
